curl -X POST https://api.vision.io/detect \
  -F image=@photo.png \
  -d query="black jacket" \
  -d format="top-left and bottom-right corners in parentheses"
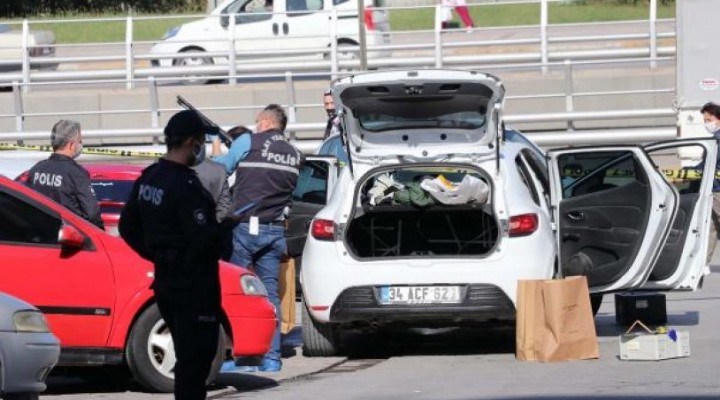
top-left (119, 158), bottom-right (235, 296)
top-left (25, 153), bottom-right (104, 229)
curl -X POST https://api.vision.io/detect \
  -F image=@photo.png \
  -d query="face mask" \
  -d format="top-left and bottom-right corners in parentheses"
top-left (705, 121), bottom-right (720, 134)
top-left (72, 142), bottom-right (83, 159)
top-left (190, 141), bottom-right (206, 167)
top-left (326, 109), bottom-right (336, 118)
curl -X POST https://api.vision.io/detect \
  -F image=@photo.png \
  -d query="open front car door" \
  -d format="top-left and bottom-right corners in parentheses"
top-left (641, 139), bottom-right (718, 291)
top-left (548, 146), bottom-right (677, 293)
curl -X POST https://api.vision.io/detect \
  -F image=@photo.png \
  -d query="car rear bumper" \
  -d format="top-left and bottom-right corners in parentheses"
top-left (0, 331), bottom-right (60, 394)
top-left (329, 284), bottom-right (515, 325)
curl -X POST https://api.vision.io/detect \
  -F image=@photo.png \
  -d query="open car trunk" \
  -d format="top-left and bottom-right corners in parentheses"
top-left (345, 164), bottom-right (498, 259)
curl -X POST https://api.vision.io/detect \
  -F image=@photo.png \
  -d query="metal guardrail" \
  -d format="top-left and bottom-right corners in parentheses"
top-left (0, 0), bottom-right (677, 147)
top-left (0, 54), bottom-right (677, 134)
top-left (0, 0), bottom-right (673, 89)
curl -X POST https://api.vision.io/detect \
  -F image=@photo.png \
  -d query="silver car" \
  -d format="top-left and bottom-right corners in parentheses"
top-left (0, 24), bottom-right (56, 73)
top-left (0, 292), bottom-right (59, 400)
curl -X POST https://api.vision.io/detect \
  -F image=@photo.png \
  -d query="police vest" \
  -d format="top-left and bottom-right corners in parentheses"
top-left (232, 130), bottom-right (303, 223)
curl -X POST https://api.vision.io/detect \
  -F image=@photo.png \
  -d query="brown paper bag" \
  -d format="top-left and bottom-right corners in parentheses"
top-left (516, 276), bottom-right (600, 362)
top-left (279, 257), bottom-right (297, 334)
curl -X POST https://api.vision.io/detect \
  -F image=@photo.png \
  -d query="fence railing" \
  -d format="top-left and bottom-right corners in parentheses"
top-left (0, 0), bottom-right (674, 90)
top-left (0, 0), bottom-right (678, 148)
top-left (0, 55), bottom-right (677, 149)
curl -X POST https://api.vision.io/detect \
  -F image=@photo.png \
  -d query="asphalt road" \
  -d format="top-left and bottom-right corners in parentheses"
top-left (42, 244), bottom-right (720, 399)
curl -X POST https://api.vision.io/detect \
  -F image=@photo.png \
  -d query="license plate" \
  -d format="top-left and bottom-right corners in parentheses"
top-left (379, 286), bottom-right (461, 305)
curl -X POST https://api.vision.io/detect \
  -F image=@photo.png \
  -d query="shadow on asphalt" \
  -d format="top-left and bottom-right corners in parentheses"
top-left (337, 325), bottom-right (516, 360)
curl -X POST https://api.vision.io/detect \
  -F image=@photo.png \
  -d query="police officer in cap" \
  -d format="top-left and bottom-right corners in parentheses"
top-left (25, 120), bottom-right (104, 229)
top-left (119, 110), bottom-right (237, 399)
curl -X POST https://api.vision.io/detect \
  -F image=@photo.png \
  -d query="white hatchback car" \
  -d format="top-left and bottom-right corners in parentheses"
top-left (150, 0), bottom-right (391, 71)
top-left (299, 69), bottom-right (718, 356)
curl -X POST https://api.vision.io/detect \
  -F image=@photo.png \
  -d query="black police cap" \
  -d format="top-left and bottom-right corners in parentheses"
top-left (164, 110), bottom-right (204, 141)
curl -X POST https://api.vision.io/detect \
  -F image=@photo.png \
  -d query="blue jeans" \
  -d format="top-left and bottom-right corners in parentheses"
top-left (230, 222), bottom-right (285, 362)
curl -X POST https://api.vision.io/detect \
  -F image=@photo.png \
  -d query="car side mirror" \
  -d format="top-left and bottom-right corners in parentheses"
top-left (220, 14), bottom-right (229, 28)
top-left (58, 224), bottom-right (85, 250)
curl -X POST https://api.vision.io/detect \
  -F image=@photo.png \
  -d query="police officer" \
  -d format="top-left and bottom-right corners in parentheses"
top-left (221, 105), bottom-right (303, 373)
top-left (119, 110), bottom-right (237, 400)
top-left (25, 120), bottom-right (104, 229)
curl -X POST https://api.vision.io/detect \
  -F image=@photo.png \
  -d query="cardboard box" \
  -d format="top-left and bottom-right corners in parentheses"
top-left (619, 321), bottom-right (690, 361)
top-left (615, 292), bottom-right (667, 326)
top-left (279, 257), bottom-right (296, 334)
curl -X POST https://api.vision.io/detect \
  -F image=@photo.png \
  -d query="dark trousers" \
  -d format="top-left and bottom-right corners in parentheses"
top-left (156, 294), bottom-right (220, 400)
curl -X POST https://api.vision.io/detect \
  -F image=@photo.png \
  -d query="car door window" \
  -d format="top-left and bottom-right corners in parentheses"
top-left (288, 0), bottom-right (323, 13)
top-left (515, 155), bottom-right (540, 207)
top-left (0, 191), bottom-right (60, 245)
top-left (293, 160), bottom-right (330, 205)
top-left (520, 148), bottom-right (549, 196)
top-left (560, 151), bottom-right (638, 199)
top-left (233, 0), bottom-right (273, 24)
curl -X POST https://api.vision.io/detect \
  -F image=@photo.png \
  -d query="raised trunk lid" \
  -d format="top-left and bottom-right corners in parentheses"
top-left (333, 69), bottom-right (505, 169)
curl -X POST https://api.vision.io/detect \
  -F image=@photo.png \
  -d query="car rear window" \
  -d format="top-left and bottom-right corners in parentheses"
top-left (341, 82), bottom-right (492, 132)
top-left (91, 179), bottom-right (134, 210)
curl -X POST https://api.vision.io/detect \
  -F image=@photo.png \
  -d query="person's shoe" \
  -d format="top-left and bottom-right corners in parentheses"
top-left (220, 360), bottom-right (239, 373)
top-left (220, 360), bottom-right (259, 373)
top-left (466, 27), bottom-right (474, 34)
top-left (258, 359), bottom-right (282, 372)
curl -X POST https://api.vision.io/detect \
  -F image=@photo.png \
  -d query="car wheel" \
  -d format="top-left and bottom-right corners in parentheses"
top-left (590, 293), bottom-right (603, 317)
top-left (301, 300), bottom-right (338, 357)
top-left (172, 48), bottom-right (213, 85)
top-left (326, 40), bottom-right (358, 72)
top-left (126, 304), bottom-right (228, 393)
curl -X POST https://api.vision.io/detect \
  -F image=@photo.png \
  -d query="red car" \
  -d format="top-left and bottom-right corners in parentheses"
top-left (0, 175), bottom-right (276, 392)
top-left (16, 164), bottom-right (145, 236)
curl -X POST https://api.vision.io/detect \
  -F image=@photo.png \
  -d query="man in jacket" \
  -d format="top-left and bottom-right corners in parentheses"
top-left (221, 105), bottom-right (303, 373)
top-left (25, 120), bottom-right (104, 229)
top-left (119, 110), bottom-right (237, 400)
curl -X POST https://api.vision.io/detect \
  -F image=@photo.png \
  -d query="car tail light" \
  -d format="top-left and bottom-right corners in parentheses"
top-left (364, 7), bottom-right (376, 31)
top-left (509, 213), bottom-right (538, 237)
top-left (311, 219), bottom-right (335, 240)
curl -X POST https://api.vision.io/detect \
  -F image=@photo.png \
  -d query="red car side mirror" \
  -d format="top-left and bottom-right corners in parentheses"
top-left (58, 224), bottom-right (85, 250)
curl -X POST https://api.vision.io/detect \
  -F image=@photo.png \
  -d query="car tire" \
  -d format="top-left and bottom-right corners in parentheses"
top-left (301, 301), bottom-right (338, 357)
top-left (126, 304), bottom-right (227, 393)
top-left (590, 293), bottom-right (603, 316)
top-left (325, 40), bottom-right (358, 72)
top-left (172, 48), bottom-right (213, 85)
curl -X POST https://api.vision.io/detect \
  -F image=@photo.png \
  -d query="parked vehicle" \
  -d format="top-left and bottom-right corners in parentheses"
top-left (298, 69), bottom-right (718, 356)
top-left (149, 0), bottom-right (391, 75)
top-left (17, 164), bottom-right (145, 236)
top-left (0, 291), bottom-right (60, 400)
top-left (0, 175), bottom-right (276, 392)
top-left (0, 24), bottom-right (56, 73)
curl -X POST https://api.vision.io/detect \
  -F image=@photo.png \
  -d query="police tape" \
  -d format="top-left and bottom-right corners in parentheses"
top-left (563, 168), bottom-right (720, 180)
top-left (0, 142), bottom-right (165, 159)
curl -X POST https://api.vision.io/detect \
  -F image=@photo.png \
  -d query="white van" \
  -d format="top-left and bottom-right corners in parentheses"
top-left (149, 0), bottom-right (391, 70)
